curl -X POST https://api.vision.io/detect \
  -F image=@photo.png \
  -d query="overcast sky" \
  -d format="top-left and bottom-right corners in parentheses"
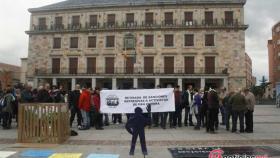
top-left (0, 0), bottom-right (279, 82)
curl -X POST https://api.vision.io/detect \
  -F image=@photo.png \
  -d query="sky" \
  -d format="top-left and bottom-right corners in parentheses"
top-left (0, 0), bottom-right (279, 82)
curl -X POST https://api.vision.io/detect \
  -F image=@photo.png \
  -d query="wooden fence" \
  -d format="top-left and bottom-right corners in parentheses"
top-left (18, 103), bottom-right (70, 144)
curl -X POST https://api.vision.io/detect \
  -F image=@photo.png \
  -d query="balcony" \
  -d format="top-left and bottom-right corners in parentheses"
top-left (27, 19), bottom-right (247, 34)
top-left (35, 67), bottom-right (228, 76)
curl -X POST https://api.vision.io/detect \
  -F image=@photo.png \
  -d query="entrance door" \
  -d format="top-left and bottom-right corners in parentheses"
top-left (205, 57), bottom-right (215, 74)
top-left (69, 58), bottom-right (78, 74)
top-left (105, 57), bottom-right (114, 74)
top-left (144, 57), bottom-right (154, 74)
top-left (164, 56), bottom-right (174, 74)
top-left (185, 56), bottom-right (194, 74)
top-left (126, 57), bottom-right (134, 74)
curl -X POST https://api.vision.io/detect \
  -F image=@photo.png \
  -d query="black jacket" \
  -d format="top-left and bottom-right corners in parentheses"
top-left (182, 90), bottom-right (193, 107)
top-left (126, 107), bottom-right (151, 135)
top-left (37, 89), bottom-right (52, 103)
top-left (68, 90), bottom-right (81, 109)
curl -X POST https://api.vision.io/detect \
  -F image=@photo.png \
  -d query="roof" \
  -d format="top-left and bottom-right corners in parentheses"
top-left (29, 0), bottom-right (247, 13)
top-left (0, 62), bottom-right (21, 72)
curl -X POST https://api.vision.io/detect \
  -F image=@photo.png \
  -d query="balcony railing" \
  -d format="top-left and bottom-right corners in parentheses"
top-left (28, 19), bottom-right (246, 33)
top-left (35, 67), bottom-right (228, 76)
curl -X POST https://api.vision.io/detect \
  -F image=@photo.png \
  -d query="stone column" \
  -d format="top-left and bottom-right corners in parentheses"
top-left (223, 78), bottom-right (229, 90)
top-left (112, 78), bottom-right (117, 90)
top-left (92, 78), bottom-right (96, 89)
top-left (155, 78), bottom-right (160, 88)
top-left (133, 78), bottom-right (138, 89)
top-left (52, 78), bottom-right (57, 86)
top-left (200, 78), bottom-right (205, 90)
top-left (33, 78), bottom-right (38, 89)
top-left (178, 78), bottom-right (183, 91)
top-left (71, 78), bottom-right (76, 90)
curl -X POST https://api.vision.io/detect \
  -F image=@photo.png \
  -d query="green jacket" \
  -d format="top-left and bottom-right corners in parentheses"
top-left (230, 93), bottom-right (247, 112)
top-left (2, 93), bottom-right (15, 113)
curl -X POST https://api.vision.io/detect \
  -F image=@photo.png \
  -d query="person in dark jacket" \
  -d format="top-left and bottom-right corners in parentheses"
top-left (230, 90), bottom-right (247, 133)
top-left (173, 85), bottom-right (182, 127)
top-left (193, 89), bottom-right (202, 130)
top-left (126, 105), bottom-right (151, 156)
top-left (37, 84), bottom-right (52, 103)
top-left (182, 85), bottom-right (194, 126)
top-left (21, 86), bottom-right (34, 103)
top-left (92, 87), bottom-right (104, 130)
top-left (201, 87), bottom-right (209, 128)
top-left (224, 91), bottom-right (235, 131)
top-left (207, 88), bottom-right (220, 133)
top-left (68, 84), bottom-right (82, 128)
top-left (1, 88), bottom-right (15, 129)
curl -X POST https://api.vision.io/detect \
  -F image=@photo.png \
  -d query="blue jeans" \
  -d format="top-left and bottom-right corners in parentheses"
top-left (81, 110), bottom-right (90, 128)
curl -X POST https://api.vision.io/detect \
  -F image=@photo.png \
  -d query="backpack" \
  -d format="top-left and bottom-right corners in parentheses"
top-left (0, 96), bottom-right (7, 108)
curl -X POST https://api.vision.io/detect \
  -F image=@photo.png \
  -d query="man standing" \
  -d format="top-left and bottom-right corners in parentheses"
top-left (78, 85), bottom-right (91, 130)
top-left (1, 87), bottom-right (15, 129)
top-left (207, 88), bottom-right (219, 133)
top-left (182, 85), bottom-right (194, 126)
top-left (244, 88), bottom-right (256, 133)
top-left (219, 88), bottom-right (227, 125)
top-left (230, 89), bottom-right (247, 133)
top-left (173, 85), bottom-right (182, 128)
top-left (68, 84), bottom-right (82, 129)
top-left (193, 89), bottom-right (202, 130)
top-left (92, 87), bottom-right (104, 130)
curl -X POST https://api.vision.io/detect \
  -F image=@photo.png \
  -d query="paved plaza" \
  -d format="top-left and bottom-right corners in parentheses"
top-left (0, 105), bottom-right (280, 158)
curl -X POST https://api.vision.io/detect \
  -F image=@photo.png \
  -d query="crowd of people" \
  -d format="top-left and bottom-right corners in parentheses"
top-left (0, 83), bottom-right (256, 134)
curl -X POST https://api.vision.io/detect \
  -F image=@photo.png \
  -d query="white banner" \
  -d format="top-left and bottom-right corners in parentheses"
top-left (100, 88), bottom-right (175, 114)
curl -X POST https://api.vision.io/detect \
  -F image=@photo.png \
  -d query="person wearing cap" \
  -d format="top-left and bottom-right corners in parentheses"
top-left (244, 88), bottom-right (256, 133)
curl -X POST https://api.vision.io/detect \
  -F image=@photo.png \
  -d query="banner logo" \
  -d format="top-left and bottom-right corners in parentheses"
top-left (106, 95), bottom-right (119, 107)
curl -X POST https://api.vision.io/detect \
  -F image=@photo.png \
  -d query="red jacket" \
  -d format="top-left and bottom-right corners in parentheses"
top-left (93, 94), bottom-right (101, 112)
top-left (79, 90), bottom-right (91, 112)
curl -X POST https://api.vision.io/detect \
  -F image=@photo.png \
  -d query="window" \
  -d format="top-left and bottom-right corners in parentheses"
top-left (106, 36), bottom-right (115, 47)
top-left (38, 17), bottom-right (46, 30)
top-left (185, 57), bottom-right (194, 74)
top-left (144, 57), bottom-right (154, 74)
top-left (184, 12), bottom-right (193, 25)
top-left (184, 34), bottom-right (194, 47)
top-left (88, 36), bottom-right (96, 48)
top-left (87, 57), bottom-right (96, 74)
top-left (72, 16), bottom-right (80, 26)
top-left (89, 15), bottom-right (98, 26)
top-left (69, 58), bottom-right (78, 74)
top-left (205, 11), bottom-right (213, 25)
top-left (107, 14), bottom-right (115, 25)
top-left (55, 17), bottom-right (63, 29)
top-left (105, 57), bottom-right (114, 74)
top-left (164, 12), bottom-right (173, 25)
top-left (145, 12), bottom-right (154, 25)
top-left (70, 37), bottom-right (78, 48)
top-left (205, 56), bottom-right (215, 74)
top-left (144, 35), bottom-right (154, 47)
top-left (205, 34), bottom-right (215, 46)
top-left (52, 58), bottom-right (60, 74)
top-left (225, 11), bottom-right (233, 25)
top-left (126, 13), bottom-right (134, 23)
top-left (53, 38), bottom-right (61, 49)
top-left (164, 56), bottom-right (174, 74)
top-left (164, 34), bottom-right (174, 47)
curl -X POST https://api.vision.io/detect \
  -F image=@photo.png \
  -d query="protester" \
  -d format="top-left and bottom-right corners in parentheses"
top-left (219, 88), bottom-right (227, 125)
top-left (37, 84), bottom-right (52, 103)
top-left (224, 91), bottom-right (235, 131)
top-left (201, 87), bottom-right (209, 128)
top-left (193, 89), bottom-right (202, 130)
top-left (126, 105), bottom-right (151, 156)
top-left (182, 85), bottom-right (194, 126)
top-left (68, 84), bottom-right (82, 129)
top-left (172, 85), bottom-right (182, 128)
top-left (92, 87), bottom-right (104, 130)
top-left (207, 88), bottom-right (219, 133)
top-left (78, 85), bottom-right (91, 130)
top-left (0, 87), bottom-right (16, 129)
top-left (230, 89), bottom-right (247, 133)
top-left (152, 85), bottom-right (161, 127)
top-left (244, 88), bottom-right (256, 133)
top-left (21, 85), bottom-right (34, 103)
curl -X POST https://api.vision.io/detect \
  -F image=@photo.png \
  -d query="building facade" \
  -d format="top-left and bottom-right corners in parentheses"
top-left (245, 53), bottom-right (253, 87)
top-left (25, 0), bottom-right (248, 91)
top-left (268, 22), bottom-right (280, 89)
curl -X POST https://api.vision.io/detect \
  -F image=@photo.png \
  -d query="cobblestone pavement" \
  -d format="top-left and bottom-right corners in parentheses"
top-left (0, 105), bottom-right (279, 158)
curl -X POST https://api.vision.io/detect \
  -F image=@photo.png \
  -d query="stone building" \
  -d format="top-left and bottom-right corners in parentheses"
top-left (268, 21), bottom-right (280, 90)
top-left (25, 0), bottom-right (248, 91)
top-left (0, 62), bottom-right (21, 90)
top-left (245, 53), bottom-right (253, 87)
